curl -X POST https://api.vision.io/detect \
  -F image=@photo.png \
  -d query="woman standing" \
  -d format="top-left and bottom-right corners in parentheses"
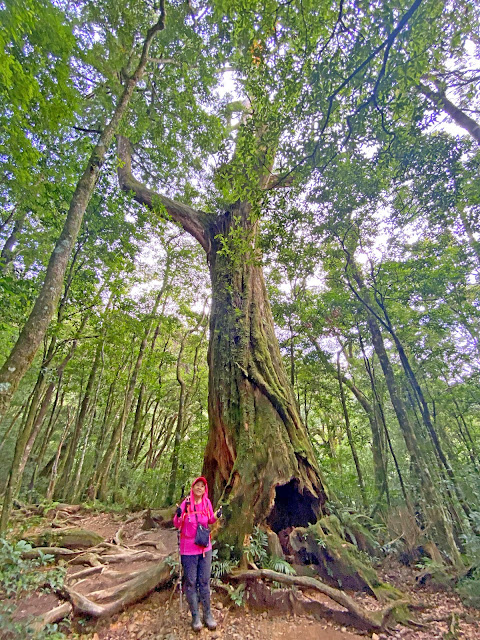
top-left (174, 476), bottom-right (222, 632)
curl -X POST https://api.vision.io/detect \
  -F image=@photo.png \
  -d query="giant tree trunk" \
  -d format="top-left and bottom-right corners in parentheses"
top-left (117, 139), bottom-right (328, 554)
top-left (203, 205), bottom-right (327, 550)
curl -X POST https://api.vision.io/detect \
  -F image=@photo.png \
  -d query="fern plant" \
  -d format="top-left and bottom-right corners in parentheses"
top-left (226, 583), bottom-right (246, 607)
top-left (244, 526), bottom-right (268, 565)
top-left (456, 568), bottom-right (480, 609)
top-left (213, 529), bottom-right (296, 605)
top-left (211, 546), bottom-right (237, 579)
top-left (0, 539), bottom-right (65, 596)
top-left (265, 556), bottom-right (296, 575)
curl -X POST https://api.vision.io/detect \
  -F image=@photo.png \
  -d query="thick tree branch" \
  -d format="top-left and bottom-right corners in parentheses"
top-left (418, 82), bottom-right (480, 144)
top-left (116, 136), bottom-right (211, 252)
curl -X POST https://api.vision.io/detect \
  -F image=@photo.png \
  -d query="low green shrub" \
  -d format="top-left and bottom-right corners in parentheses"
top-left (0, 538), bottom-right (67, 639)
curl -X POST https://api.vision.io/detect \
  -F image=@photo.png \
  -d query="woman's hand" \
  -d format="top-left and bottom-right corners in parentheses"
top-left (175, 505), bottom-right (182, 518)
top-left (215, 506), bottom-right (223, 518)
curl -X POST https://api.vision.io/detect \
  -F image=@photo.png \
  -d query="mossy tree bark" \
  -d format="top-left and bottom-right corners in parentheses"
top-left (117, 139), bottom-right (328, 553)
top-left (204, 204), bottom-right (327, 550)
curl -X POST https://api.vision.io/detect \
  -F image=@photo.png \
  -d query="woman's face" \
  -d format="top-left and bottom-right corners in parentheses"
top-left (193, 480), bottom-right (206, 499)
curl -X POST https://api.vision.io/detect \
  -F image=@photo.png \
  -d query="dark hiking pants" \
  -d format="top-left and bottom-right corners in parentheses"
top-left (181, 550), bottom-right (212, 613)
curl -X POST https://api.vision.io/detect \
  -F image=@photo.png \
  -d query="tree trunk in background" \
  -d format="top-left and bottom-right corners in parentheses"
top-left (0, 213), bottom-right (26, 272)
top-left (144, 403), bottom-right (162, 469)
top-left (46, 410), bottom-right (73, 501)
top-left (61, 340), bottom-right (103, 501)
top-left (0, 332), bottom-right (80, 532)
top-left (451, 396), bottom-right (479, 468)
top-left (28, 389), bottom-right (65, 497)
top-left (94, 290), bottom-right (163, 501)
top-left (370, 296), bottom-right (474, 530)
top-left (0, 398), bottom-right (28, 457)
top-left (342, 253), bottom-right (463, 564)
top-left (337, 355), bottom-right (367, 509)
top-left (166, 309), bottom-right (206, 504)
top-left (289, 318), bottom-right (295, 387)
top-left (127, 384), bottom-right (146, 463)
top-left (357, 342), bottom-right (391, 507)
top-left (71, 345), bottom-right (105, 501)
top-left (364, 306), bottom-right (462, 566)
top-left (151, 413), bottom-right (177, 468)
top-left (165, 339), bottom-right (187, 505)
top-left (18, 335), bottom-right (81, 481)
top-left (0, 8), bottom-right (166, 425)
top-left (310, 336), bottom-right (388, 500)
top-left (203, 205), bottom-right (327, 551)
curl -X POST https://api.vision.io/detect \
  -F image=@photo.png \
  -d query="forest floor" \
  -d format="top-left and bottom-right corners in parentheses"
top-left (6, 508), bottom-right (480, 640)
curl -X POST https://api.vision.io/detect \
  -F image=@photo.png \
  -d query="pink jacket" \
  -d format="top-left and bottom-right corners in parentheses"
top-left (173, 477), bottom-right (217, 555)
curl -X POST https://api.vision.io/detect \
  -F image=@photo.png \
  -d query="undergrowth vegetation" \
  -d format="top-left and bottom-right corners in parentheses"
top-left (211, 526), bottom-right (296, 607)
top-left (0, 538), bottom-right (66, 639)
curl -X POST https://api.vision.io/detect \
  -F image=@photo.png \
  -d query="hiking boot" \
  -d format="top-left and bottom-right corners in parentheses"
top-left (203, 610), bottom-right (217, 631)
top-left (191, 613), bottom-right (203, 632)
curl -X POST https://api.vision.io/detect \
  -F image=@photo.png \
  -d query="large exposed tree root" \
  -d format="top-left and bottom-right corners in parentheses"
top-left (64, 557), bottom-right (174, 618)
top-left (31, 602), bottom-right (73, 633)
top-left (232, 569), bottom-right (411, 631)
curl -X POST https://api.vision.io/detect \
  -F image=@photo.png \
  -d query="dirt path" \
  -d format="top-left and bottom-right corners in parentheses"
top-left (8, 508), bottom-right (480, 640)
top-left (82, 589), bottom-right (366, 640)
top-left (73, 585), bottom-right (480, 640)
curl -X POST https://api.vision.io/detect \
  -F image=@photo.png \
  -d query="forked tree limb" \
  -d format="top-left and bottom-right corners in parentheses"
top-left (232, 569), bottom-right (409, 631)
top-left (117, 135), bottom-right (211, 252)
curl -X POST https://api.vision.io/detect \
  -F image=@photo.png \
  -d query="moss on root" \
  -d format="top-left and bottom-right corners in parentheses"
top-left (289, 517), bottom-right (403, 602)
top-left (25, 527), bottom-right (104, 549)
